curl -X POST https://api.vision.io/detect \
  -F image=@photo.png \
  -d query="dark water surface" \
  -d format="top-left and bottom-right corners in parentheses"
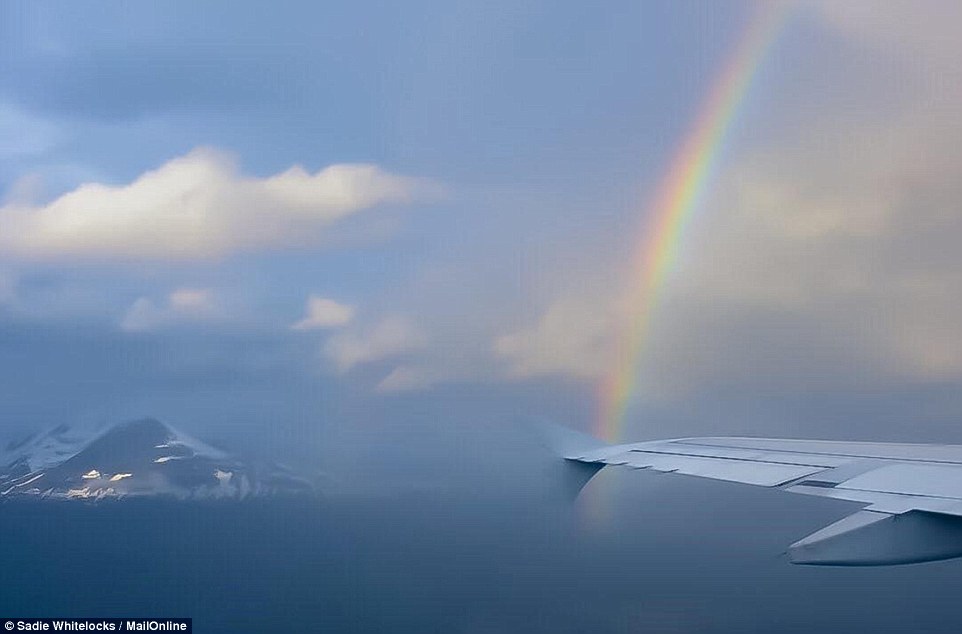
top-left (3, 476), bottom-right (961, 633)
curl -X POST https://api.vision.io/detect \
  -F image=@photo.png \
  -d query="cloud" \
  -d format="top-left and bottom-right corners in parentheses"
top-left (810, 0), bottom-right (962, 71)
top-left (496, 111), bottom-right (962, 395)
top-left (495, 296), bottom-right (617, 380)
top-left (324, 317), bottom-right (426, 372)
top-left (0, 147), bottom-right (436, 261)
top-left (682, 115), bottom-right (962, 382)
top-left (120, 288), bottom-right (218, 332)
top-left (291, 296), bottom-right (354, 331)
top-left (376, 365), bottom-right (440, 393)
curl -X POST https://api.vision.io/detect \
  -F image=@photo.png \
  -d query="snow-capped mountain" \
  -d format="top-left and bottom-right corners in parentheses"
top-left (0, 418), bottom-right (314, 501)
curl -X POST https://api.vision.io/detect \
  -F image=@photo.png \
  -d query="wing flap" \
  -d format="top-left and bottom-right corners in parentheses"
top-left (605, 450), bottom-right (825, 487)
top-left (680, 437), bottom-right (962, 464)
top-left (836, 463), bottom-right (962, 500)
top-left (659, 441), bottom-right (848, 467)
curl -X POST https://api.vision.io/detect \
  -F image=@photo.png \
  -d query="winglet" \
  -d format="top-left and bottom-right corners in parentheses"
top-left (536, 421), bottom-right (608, 459)
top-left (535, 422), bottom-right (609, 501)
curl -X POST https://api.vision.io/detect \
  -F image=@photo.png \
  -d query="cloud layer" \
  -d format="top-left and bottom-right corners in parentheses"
top-left (486, 2), bottom-right (962, 400)
top-left (0, 148), bottom-right (434, 261)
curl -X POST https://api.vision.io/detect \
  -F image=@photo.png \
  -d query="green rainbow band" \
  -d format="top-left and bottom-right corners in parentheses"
top-left (596, 2), bottom-right (792, 441)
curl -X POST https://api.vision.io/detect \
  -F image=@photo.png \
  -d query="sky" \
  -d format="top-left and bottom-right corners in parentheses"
top-left (3, 0), bottom-right (962, 490)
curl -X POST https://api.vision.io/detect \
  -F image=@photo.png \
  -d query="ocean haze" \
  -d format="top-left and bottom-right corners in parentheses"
top-left (3, 478), bottom-right (961, 633)
top-left (4, 417), bottom-right (962, 632)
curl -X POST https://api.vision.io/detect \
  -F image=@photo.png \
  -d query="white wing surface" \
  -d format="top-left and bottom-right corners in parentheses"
top-left (552, 426), bottom-right (962, 566)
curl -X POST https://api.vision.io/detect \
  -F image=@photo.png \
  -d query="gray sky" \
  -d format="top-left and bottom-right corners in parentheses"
top-left (3, 1), bottom-right (962, 486)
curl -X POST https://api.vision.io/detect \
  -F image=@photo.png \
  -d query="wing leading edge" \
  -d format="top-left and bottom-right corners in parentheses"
top-left (553, 427), bottom-right (962, 566)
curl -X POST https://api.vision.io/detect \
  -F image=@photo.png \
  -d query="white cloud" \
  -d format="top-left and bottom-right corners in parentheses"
top-left (682, 115), bottom-right (962, 383)
top-left (120, 288), bottom-right (218, 332)
top-left (495, 296), bottom-right (617, 380)
top-left (291, 296), bottom-right (354, 331)
top-left (0, 147), bottom-right (436, 261)
top-left (324, 316), bottom-right (426, 372)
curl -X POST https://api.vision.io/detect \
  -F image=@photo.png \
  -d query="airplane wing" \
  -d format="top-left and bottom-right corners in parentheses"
top-left (548, 425), bottom-right (962, 566)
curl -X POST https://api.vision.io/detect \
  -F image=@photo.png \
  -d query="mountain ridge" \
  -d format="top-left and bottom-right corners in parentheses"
top-left (0, 418), bottom-right (313, 501)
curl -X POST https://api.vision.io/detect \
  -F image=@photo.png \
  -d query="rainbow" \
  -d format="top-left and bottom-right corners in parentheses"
top-left (596, 2), bottom-right (792, 441)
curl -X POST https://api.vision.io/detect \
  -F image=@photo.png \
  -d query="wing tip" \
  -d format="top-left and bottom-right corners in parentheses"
top-left (531, 421), bottom-right (610, 501)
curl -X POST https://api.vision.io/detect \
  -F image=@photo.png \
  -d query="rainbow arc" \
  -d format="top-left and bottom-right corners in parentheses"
top-left (596, 2), bottom-right (792, 442)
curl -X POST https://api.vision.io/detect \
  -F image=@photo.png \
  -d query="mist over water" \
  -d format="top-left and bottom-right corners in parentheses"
top-left (4, 470), bottom-right (960, 633)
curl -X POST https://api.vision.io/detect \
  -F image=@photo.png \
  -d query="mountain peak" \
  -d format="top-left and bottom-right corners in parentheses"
top-left (89, 417), bottom-right (175, 450)
top-left (111, 417), bottom-right (172, 435)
